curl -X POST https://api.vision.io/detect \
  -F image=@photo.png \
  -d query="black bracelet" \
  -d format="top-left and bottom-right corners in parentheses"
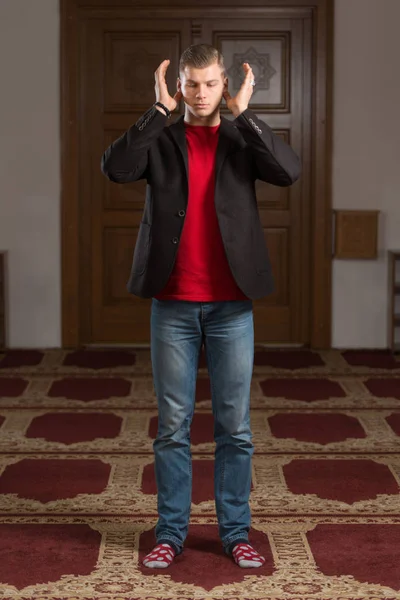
top-left (154, 101), bottom-right (172, 118)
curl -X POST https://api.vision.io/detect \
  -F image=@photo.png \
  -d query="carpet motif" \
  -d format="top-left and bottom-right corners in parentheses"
top-left (0, 348), bottom-right (399, 600)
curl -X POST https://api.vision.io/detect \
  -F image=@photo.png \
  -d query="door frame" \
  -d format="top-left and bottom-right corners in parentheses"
top-left (60, 0), bottom-right (333, 348)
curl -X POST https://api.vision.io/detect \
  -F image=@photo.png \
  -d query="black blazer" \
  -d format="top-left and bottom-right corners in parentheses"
top-left (101, 106), bottom-right (301, 299)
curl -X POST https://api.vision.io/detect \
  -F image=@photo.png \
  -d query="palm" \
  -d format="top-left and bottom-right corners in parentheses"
top-left (223, 62), bottom-right (254, 115)
top-left (227, 85), bottom-right (247, 109)
top-left (155, 59), bottom-right (182, 111)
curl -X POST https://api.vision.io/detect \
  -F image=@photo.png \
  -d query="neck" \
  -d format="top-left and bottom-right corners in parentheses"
top-left (184, 106), bottom-right (221, 127)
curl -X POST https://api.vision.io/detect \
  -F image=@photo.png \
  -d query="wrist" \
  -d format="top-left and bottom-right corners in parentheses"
top-left (155, 100), bottom-right (174, 117)
top-left (155, 105), bottom-right (169, 117)
top-left (231, 105), bottom-right (247, 118)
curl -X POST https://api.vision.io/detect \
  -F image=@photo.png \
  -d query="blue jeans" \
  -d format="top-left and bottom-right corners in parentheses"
top-left (150, 298), bottom-right (255, 556)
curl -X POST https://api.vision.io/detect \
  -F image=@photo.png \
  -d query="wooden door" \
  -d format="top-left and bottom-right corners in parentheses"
top-left (81, 17), bottom-right (192, 343)
top-left (196, 17), bottom-right (311, 343)
top-left (78, 7), bottom-right (314, 344)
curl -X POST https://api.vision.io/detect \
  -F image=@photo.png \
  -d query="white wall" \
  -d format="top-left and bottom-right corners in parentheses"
top-left (0, 0), bottom-right (61, 347)
top-left (332, 0), bottom-right (400, 347)
top-left (0, 0), bottom-right (399, 348)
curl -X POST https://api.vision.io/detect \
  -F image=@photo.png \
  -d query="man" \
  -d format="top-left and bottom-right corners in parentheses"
top-left (101, 44), bottom-right (300, 569)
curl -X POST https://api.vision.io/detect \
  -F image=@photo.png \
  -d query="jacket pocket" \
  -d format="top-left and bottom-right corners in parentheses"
top-left (132, 222), bottom-right (151, 274)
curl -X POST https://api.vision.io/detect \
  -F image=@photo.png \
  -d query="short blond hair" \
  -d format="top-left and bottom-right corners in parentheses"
top-left (179, 44), bottom-right (225, 75)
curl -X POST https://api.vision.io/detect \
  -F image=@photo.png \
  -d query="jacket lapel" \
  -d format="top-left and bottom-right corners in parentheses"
top-left (168, 114), bottom-right (243, 187)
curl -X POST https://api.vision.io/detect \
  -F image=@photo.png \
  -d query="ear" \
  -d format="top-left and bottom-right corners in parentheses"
top-left (223, 77), bottom-right (228, 90)
top-left (177, 77), bottom-right (182, 91)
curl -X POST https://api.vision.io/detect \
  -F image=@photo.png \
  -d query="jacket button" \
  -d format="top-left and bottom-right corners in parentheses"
top-left (172, 237), bottom-right (179, 244)
top-left (178, 209), bottom-right (185, 217)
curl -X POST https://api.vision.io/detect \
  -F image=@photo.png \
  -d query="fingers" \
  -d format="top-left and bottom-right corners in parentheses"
top-left (222, 78), bottom-right (230, 100)
top-left (155, 59), bottom-right (170, 82)
top-left (243, 62), bottom-right (251, 74)
top-left (173, 89), bottom-right (183, 103)
top-left (223, 90), bottom-right (232, 107)
top-left (160, 59), bottom-right (170, 77)
top-left (159, 59), bottom-right (170, 69)
top-left (222, 81), bottom-right (231, 101)
top-left (243, 62), bottom-right (254, 85)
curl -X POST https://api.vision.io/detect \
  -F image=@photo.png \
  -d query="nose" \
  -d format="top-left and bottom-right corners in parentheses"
top-left (196, 85), bottom-right (207, 99)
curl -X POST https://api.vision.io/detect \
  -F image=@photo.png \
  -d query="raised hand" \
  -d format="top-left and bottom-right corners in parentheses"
top-left (154, 59), bottom-right (182, 113)
top-left (223, 62), bottom-right (255, 117)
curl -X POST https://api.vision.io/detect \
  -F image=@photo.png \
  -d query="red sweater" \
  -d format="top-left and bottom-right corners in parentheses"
top-left (155, 122), bottom-right (248, 302)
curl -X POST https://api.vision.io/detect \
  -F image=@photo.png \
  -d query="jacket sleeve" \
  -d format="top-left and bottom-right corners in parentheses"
top-left (101, 106), bottom-right (168, 183)
top-left (234, 108), bottom-right (301, 187)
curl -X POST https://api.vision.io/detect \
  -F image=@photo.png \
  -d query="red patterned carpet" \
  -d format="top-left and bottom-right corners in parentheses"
top-left (0, 347), bottom-right (400, 600)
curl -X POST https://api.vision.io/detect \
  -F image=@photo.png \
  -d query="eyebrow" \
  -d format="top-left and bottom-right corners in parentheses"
top-left (186, 79), bottom-right (220, 84)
